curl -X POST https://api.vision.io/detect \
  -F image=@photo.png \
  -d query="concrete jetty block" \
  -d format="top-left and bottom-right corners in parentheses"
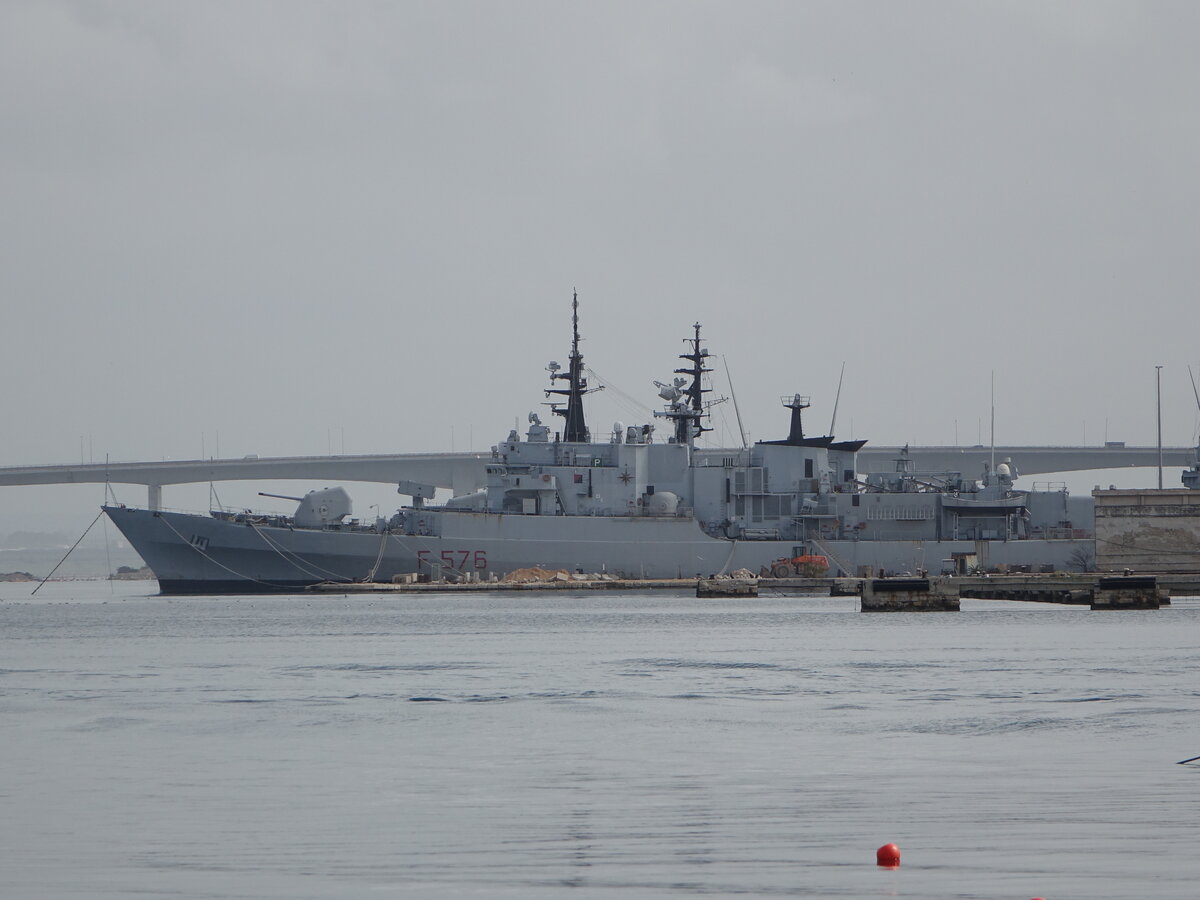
top-left (861, 577), bottom-right (959, 612)
top-left (830, 578), bottom-right (862, 597)
top-left (697, 578), bottom-right (758, 598)
top-left (1091, 575), bottom-right (1163, 610)
top-left (954, 575), bottom-right (1096, 604)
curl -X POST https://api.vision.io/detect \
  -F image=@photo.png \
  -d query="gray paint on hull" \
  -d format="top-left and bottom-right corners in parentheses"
top-left (105, 506), bottom-right (1092, 593)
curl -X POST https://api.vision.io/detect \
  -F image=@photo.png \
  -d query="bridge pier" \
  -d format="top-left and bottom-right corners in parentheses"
top-left (148, 484), bottom-right (162, 511)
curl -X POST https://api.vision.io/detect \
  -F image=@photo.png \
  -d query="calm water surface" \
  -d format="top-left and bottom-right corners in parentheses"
top-left (3, 581), bottom-right (1199, 899)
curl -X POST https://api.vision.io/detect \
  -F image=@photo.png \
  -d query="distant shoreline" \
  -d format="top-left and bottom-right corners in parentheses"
top-left (2, 566), bottom-right (154, 583)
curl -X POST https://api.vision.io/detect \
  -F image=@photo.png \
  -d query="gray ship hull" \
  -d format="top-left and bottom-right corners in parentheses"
top-left (103, 505), bottom-right (1092, 594)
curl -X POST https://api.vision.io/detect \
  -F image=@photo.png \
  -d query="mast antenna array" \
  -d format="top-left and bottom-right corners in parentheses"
top-left (545, 290), bottom-right (598, 442)
top-left (654, 323), bottom-right (724, 446)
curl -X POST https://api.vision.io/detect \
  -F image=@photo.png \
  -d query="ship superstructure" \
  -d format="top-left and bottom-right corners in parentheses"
top-left (104, 296), bottom-right (1093, 592)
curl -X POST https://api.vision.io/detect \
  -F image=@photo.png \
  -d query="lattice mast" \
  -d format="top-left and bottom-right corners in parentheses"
top-left (546, 290), bottom-right (592, 442)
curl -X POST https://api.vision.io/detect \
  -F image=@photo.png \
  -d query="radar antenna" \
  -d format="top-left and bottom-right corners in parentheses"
top-left (781, 393), bottom-right (811, 443)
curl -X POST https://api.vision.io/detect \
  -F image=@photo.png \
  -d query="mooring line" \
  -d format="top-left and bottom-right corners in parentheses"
top-left (365, 530), bottom-right (389, 583)
top-left (248, 523), bottom-right (354, 582)
top-left (32, 510), bottom-right (106, 595)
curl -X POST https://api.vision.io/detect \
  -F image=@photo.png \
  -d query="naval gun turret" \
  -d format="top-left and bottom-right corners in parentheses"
top-left (259, 487), bottom-right (352, 528)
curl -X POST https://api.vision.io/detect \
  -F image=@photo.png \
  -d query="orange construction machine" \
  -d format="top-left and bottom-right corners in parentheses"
top-left (763, 554), bottom-right (829, 578)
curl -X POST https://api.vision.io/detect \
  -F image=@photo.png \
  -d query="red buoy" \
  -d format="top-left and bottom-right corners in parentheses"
top-left (876, 843), bottom-right (901, 868)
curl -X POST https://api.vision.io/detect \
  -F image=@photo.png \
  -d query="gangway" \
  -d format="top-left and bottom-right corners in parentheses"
top-left (808, 536), bottom-right (855, 577)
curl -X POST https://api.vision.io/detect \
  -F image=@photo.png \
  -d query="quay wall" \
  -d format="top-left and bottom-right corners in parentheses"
top-left (1094, 489), bottom-right (1200, 574)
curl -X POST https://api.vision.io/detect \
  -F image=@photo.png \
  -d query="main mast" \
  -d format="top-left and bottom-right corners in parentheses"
top-left (674, 322), bottom-right (712, 444)
top-left (546, 290), bottom-right (591, 442)
top-left (655, 322), bottom-right (714, 446)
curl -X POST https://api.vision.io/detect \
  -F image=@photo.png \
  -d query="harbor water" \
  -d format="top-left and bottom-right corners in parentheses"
top-left (3, 581), bottom-right (1200, 899)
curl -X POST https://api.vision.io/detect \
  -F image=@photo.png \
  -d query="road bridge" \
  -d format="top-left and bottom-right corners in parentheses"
top-left (0, 452), bottom-right (490, 510)
top-left (0, 445), bottom-right (1192, 510)
top-left (854, 445), bottom-right (1196, 477)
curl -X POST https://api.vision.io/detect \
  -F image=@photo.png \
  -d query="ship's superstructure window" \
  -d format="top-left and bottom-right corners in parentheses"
top-left (866, 505), bottom-right (932, 521)
top-left (734, 495), bottom-right (793, 521)
top-left (734, 468), bottom-right (767, 493)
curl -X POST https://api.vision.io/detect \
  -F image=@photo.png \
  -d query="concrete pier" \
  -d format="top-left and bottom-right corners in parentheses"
top-left (958, 575), bottom-right (1095, 605)
top-left (310, 577), bottom-right (698, 593)
top-left (956, 573), bottom-right (1170, 609)
top-left (696, 578), bottom-right (758, 598)
top-left (860, 577), bottom-right (959, 612)
top-left (1091, 575), bottom-right (1165, 610)
top-left (306, 572), bottom-right (1198, 601)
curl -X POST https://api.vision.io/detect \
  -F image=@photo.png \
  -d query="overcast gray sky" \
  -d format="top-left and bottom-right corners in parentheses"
top-left (3, 0), bottom-right (1199, 533)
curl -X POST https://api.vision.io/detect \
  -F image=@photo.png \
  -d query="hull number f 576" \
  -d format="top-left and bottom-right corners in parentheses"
top-left (417, 549), bottom-right (487, 570)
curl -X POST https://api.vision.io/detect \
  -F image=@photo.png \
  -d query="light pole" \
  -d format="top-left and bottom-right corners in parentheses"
top-left (1156, 365), bottom-right (1164, 489)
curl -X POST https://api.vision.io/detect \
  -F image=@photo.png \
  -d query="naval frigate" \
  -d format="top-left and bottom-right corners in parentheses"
top-left (104, 296), bottom-right (1093, 593)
